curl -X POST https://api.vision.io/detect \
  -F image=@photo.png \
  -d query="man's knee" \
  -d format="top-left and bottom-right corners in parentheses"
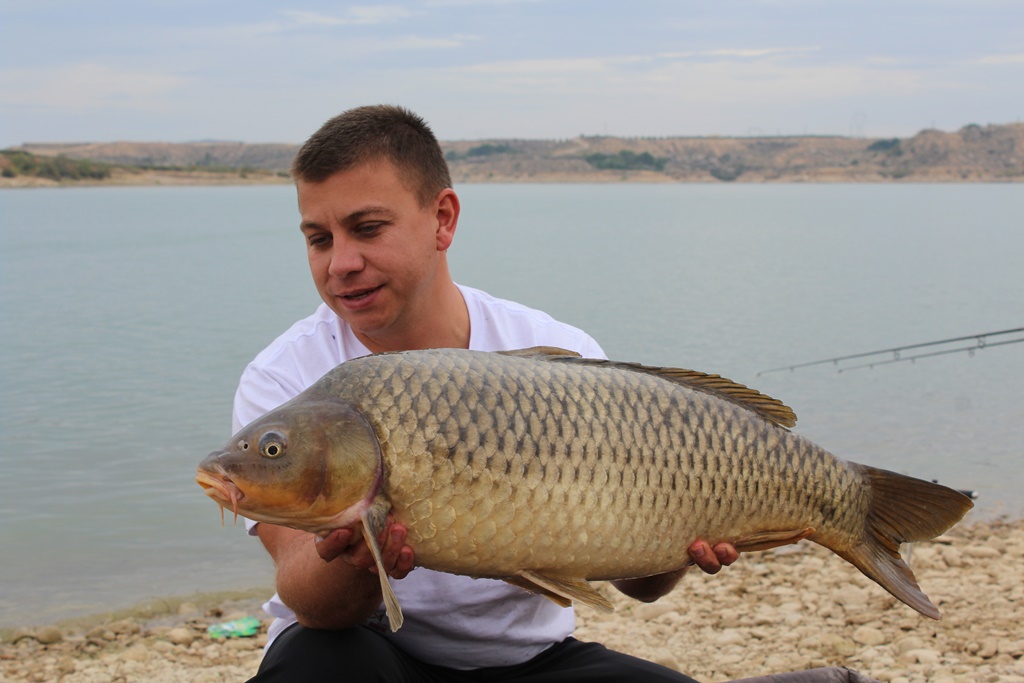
top-left (248, 625), bottom-right (407, 682)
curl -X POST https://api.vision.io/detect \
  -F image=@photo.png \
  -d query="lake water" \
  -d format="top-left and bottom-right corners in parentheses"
top-left (1, 183), bottom-right (1022, 629)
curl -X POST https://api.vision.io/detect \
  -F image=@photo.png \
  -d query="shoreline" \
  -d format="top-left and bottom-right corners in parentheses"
top-left (2, 168), bottom-right (1024, 189)
top-left (3, 516), bottom-right (1022, 682)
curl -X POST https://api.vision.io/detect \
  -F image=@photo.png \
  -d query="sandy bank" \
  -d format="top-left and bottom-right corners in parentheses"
top-left (3, 517), bottom-right (1022, 683)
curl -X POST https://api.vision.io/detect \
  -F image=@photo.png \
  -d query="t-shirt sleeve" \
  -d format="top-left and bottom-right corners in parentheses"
top-left (577, 334), bottom-right (607, 361)
top-left (231, 363), bottom-right (305, 434)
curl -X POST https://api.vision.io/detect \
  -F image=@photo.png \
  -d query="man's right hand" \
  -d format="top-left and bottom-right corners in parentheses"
top-left (315, 520), bottom-right (415, 579)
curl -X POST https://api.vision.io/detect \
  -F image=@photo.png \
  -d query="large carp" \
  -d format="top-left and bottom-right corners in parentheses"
top-left (197, 347), bottom-right (973, 631)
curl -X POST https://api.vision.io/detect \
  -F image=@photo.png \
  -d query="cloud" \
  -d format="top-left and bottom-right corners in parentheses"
top-left (425, 0), bottom-right (553, 5)
top-left (0, 63), bottom-right (185, 111)
top-left (280, 6), bottom-right (415, 28)
top-left (973, 53), bottom-right (1024, 65)
top-left (447, 49), bottom-right (951, 104)
top-left (681, 47), bottom-right (820, 59)
top-left (460, 47), bottom-right (822, 79)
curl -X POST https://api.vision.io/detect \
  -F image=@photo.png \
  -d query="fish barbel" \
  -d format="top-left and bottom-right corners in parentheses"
top-left (197, 347), bottom-right (973, 631)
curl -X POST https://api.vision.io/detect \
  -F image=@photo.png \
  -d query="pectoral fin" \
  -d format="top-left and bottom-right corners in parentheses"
top-left (359, 496), bottom-right (404, 631)
top-left (731, 528), bottom-right (815, 553)
top-left (505, 571), bottom-right (614, 613)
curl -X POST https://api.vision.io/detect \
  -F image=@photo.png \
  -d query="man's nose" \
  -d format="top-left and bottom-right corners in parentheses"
top-left (327, 238), bottom-right (365, 277)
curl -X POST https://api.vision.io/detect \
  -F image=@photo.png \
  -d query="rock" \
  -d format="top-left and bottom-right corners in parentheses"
top-left (633, 603), bottom-right (676, 621)
top-left (33, 626), bottom-right (62, 645)
top-left (963, 546), bottom-right (1001, 559)
top-left (7, 629), bottom-right (35, 644)
top-left (978, 637), bottom-right (999, 658)
top-left (895, 635), bottom-right (928, 653)
top-left (167, 627), bottom-right (196, 646)
top-left (120, 644), bottom-right (150, 662)
top-left (86, 625), bottom-right (116, 641)
top-left (836, 587), bottom-right (869, 608)
top-left (715, 629), bottom-right (745, 646)
top-left (108, 618), bottom-right (141, 635)
top-left (820, 634), bottom-right (856, 657)
top-left (55, 657), bottom-right (75, 675)
top-left (941, 546), bottom-right (963, 567)
top-left (900, 647), bottom-right (941, 664)
top-left (761, 654), bottom-right (791, 671)
top-left (152, 639), bottom-right (175, 653)
top-left (853, 626), bottom-right (888, 646)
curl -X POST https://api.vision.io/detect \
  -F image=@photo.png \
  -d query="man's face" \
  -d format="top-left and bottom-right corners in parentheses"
top-left (296, 161), bottom-right (454, 347)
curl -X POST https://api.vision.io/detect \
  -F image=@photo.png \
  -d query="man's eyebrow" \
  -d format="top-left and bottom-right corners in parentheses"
top-left (299, 206), bottom-right (396, 232)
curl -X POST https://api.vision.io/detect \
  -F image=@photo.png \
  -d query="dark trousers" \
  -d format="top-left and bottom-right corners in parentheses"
top-left (248, 623), bottom-right (700, 682)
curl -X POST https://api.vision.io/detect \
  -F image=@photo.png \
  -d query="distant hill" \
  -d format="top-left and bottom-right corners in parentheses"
top-left (6, 123), bottom-right (1023, 185)
top-left (12, 141), bottom-right (298, 172)
top-left (441, 123), bottom-right (1024, 183)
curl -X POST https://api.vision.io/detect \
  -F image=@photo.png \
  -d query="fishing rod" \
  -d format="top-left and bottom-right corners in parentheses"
top-left (757, 327), bottom-right (1024, 376)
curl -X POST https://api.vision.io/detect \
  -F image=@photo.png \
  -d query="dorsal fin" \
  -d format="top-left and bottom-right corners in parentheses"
top-left (504, 350), bottom-right (797, 430)
top-left (497, 346), bottom-right (582, 359)
top-left (622, 363), bottom-right (797, 429)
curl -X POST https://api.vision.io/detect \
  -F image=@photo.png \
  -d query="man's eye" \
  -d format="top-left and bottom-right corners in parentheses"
top-left (355, 223), bottom-right (383, 236)
top-left (307, 234), bottom-right (330, 248)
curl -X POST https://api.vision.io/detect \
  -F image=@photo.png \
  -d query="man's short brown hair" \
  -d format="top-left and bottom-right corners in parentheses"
top-left (291, 105), bottom-right (452, 206)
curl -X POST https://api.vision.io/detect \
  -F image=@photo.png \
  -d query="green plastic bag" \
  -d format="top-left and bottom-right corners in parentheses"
top-left (207, 616), bottom-right (262, 639)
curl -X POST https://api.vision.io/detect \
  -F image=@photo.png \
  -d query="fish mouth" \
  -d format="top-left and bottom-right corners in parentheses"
top-left (196, 469), bottom-right (245, 526)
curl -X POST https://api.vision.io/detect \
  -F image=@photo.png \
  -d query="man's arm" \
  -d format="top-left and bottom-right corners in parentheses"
top-left (612, 540), bottom-right (739, 602)
top-left (257, 521), bottom-right (415, 630)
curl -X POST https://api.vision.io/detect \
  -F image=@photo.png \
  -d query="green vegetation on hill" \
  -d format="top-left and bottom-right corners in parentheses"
top-left (867, 138), bottom-right (902, 154)
top-left (134, 162), bottom-right (285, 178)
top-left (446, 143), bottom-right (517, 161)
top-left (1, 150), bottom-right (112, 181)
top-left (584, 150), bottom-right (668, 172)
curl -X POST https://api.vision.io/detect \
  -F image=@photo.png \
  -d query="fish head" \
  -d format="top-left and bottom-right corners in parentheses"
top-left (196, 396), bottom-right (382, 534)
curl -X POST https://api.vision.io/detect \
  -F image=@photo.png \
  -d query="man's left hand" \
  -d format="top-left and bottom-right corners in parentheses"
top-left (688, 539), bottom-right (739, 574)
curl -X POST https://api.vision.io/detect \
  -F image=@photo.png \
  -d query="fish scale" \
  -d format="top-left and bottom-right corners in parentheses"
top-left (331, 352), bottom-right (811, 576)
top-left (198, 346), bottom-right (974, 631)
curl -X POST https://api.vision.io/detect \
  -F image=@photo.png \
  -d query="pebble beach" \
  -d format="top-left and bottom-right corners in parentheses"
top-left (3, 517), bottom-right (1022, 683)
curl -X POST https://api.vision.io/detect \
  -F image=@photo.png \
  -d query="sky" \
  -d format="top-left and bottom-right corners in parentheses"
top-left (1, 0), bottom-right (1022, 147)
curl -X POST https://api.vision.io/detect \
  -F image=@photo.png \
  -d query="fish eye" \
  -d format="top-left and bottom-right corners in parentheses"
top-left (258, 432), bottom-right (287, 459)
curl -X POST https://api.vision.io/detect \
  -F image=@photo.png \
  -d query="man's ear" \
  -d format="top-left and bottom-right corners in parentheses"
top-left (435, 188), bottom-right (460, 252)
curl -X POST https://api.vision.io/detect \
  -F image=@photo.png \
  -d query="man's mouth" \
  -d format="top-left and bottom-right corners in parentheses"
top-left (341, 285), bottom-right (382, 300)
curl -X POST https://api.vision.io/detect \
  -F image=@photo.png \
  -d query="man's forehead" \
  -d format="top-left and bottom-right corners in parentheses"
top-left (296, 163), bottom-right (416, 223)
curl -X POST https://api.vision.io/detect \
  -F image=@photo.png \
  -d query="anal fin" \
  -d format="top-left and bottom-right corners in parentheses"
top-left (731, 528), bottom-right (815, 553)
top-left (360, 496), bottom-right (404, 631)
top-left (506, 570), bottom-right (614, 613)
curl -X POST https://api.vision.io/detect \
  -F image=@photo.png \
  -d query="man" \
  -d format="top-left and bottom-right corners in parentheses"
top-left (235, 104), bottom-right (738, 682)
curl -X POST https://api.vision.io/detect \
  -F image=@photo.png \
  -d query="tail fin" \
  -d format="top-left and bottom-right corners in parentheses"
top-left (835, 464), bottom-right (973, 620)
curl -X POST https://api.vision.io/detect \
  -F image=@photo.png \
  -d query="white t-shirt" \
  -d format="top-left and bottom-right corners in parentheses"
top-left (232, 284), bottom-right (606, 669)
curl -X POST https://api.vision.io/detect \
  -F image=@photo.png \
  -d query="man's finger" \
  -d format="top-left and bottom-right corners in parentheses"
top-left (689, 539), bottom-right (723, 574)
top-left (315, 527), bottom-right (357, 562)
top-left (713, 542), bottom-right (740, 567)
